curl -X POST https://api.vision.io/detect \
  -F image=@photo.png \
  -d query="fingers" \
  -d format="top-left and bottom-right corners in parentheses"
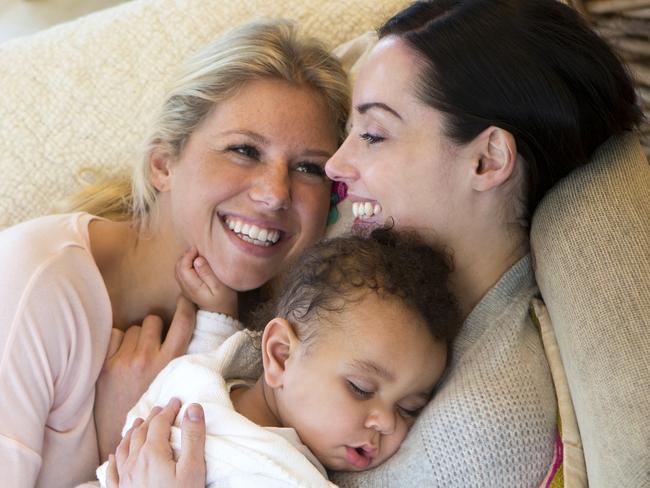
top-left (120, 325), bottom-right (141, 355)
top-left (136, 315), bottom-right (164, 354)
top-left (147, 398), bottom-right (181, 445)
top-left (128, 417), bottom-right (148, 458)
top-left (175, 247), bottom-right (204, 293)
top-left (106, 454), bottom-right (118, 488)
top-left (177, 403), bottom-right (206, 484)
top-left (161, 296), bottom-right (196, 358)
top-left (115, 418), bottom-right (139, 468)
top-left (105, 328), bottom-right (125, 360)
top-left (192, 255), bottom-right (223, 294)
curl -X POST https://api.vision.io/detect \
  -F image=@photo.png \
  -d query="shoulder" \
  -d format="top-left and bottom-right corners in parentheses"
top-left (0, 212), bottom-right (111, 356)
top-left (0, 212), bottom-right (95, 264)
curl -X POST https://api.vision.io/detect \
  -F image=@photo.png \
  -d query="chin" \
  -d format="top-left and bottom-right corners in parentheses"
top-left (218, 268), bottom-right (272, 292)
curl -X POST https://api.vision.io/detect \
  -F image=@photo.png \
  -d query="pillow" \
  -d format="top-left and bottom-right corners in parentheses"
top-left (0, 0), bottom-right (408, 229)
top-left (530, 298), bottom-right (587, 488)
top-left (530, 133), bottom-right (650, 487)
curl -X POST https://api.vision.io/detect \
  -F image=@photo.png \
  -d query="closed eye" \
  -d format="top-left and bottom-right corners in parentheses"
top-left (347, 380), bottom-right (373, 399)
top-left (396, 405), bottom-right (422, 419)
top-left (360, 133), bottom-right (385, 144)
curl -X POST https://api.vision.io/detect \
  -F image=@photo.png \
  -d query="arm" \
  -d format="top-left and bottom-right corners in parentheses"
top-left (175, 247), bottom-right (238, 318)
top-left (177, 247), bottom-right (244, 354)
top-left (0, 315), bottom-right (53, 488)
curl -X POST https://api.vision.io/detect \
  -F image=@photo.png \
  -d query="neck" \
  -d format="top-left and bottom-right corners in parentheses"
top-left (89, 217), bottom-right (183, 329)
top-left (438, 223), bottom-right (529, 319)
top-left (230, 378), bottom-right (282, 427)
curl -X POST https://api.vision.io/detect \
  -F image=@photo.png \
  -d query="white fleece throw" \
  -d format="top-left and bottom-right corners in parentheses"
top-left (95, 329), bottom-right (333, 488)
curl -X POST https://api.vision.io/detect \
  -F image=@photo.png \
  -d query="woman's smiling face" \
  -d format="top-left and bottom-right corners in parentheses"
top-left (159, 79), bottom-right (339, 291)
top-left (326, 37), bottom-right (475, 241)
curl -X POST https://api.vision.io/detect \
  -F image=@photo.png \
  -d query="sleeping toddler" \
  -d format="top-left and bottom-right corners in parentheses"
top-left (94, 228), bottom-right (461, 487)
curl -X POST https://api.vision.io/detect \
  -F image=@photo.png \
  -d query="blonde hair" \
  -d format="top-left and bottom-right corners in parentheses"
top-left (67, 19), bottom-right (350, 228)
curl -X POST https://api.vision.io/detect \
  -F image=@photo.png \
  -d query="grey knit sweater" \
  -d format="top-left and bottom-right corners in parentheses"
top-left (332, 255), bottom-right (557, 487)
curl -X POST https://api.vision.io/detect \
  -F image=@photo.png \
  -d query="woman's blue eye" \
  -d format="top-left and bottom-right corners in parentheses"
top-left (360, 133), bottom-right (384, 144)
top-left (229, 144), bottom-right (260, 159)
top-left (295, 162), bottom-right (326, 177)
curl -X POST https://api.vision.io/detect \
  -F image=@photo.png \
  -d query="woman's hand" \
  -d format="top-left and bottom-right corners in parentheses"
top-left (106, 398), bottom-right (206, 488)
top-left (95, 297), bottom-right (197, 461)
top-left (176, 247), bottom-right (238, 318)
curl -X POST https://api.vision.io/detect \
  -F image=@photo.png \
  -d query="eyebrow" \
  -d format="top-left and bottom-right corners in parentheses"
top-left (348, 359), bottom-right (396, 382)
top-left (356, 102), bottom-right (403, 120)
top-left (217, 129), bottom-right (269, 144)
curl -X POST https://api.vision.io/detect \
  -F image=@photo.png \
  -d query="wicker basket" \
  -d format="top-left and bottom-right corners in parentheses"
top-left (567, 0), bottom-right (650, 159)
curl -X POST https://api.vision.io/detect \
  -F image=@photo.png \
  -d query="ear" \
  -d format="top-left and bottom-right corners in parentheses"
top-left (148, 143), bottom-right (174, 192)
top-left (471, 127), bottom-right (517, 192)
top-left (261, 318), bottom-right (300, 389)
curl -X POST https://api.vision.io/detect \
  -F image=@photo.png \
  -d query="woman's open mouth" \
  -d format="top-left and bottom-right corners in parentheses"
top-left (223, 215), bottom-right (284, 248)
top-left (352, 200), bottom-right (382, 220)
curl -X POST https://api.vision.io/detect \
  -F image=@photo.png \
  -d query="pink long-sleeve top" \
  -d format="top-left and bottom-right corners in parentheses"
top-left (0, 213), bottom-right (112, 487)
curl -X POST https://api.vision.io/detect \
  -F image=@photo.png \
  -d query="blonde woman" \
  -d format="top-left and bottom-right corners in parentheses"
top-left (0, 20), bottom-right (349, 488)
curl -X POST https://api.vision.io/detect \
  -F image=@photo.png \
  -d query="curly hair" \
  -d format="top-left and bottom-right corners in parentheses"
top-left (274, 228), bottom-right (462, 347)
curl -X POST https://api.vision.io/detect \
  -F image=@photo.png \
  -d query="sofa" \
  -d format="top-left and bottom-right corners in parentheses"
top-left (0, 0), bottom-right (648, 486)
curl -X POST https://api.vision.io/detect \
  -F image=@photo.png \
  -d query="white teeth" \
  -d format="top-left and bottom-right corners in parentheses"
top-left (352, 201), bottom-right (382, 219)
top-left (224, 217), bottom-right (282, 245)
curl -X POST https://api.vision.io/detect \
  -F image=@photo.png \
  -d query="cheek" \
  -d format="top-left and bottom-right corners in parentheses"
top-left (381, 420), bottom-right (410, 458)
top-left (293, 184), bottom-right (330, 235)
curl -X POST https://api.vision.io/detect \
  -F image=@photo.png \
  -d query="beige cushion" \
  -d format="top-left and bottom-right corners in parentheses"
top-left (0, 0), bottom-right (409, 229)
top-left (531, 133), bottom-right (650, 488)
top-left (532, 298), bottom-right (587, 488)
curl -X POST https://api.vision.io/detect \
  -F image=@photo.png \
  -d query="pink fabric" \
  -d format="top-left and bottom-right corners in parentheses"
top-left (539, 431), bottom-right (564, 488)
top-left (0, 213), bottom-right (112, 487)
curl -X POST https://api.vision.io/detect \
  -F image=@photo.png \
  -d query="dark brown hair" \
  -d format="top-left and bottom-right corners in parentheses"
top-left (380, 0), bottom-right (642, 222)
top-left (274, 228), bottom-right (462, 346)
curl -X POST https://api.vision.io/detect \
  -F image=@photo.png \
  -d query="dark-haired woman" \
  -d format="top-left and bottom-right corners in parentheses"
top-left (325, 0), bottom-right (640, 486)
top-left (110, 1), bottom-right (642, 486)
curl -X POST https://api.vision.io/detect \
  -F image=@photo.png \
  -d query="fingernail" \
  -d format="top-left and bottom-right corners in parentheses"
top-left (193, 257), bottom-right (204, 269)
top-left (187, 403), bottom-right (203, 422)
top-left (168, 397), bottom-right (181, 409)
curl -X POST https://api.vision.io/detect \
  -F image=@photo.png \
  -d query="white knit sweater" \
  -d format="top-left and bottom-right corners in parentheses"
top-left (331, 255), bottom-right (557, 487)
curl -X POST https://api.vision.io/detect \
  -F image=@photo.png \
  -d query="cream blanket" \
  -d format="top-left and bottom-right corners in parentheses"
top-left (95, 329), bottom-right (333, 488)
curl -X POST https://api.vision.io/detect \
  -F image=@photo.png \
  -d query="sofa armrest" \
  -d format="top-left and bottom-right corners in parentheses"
top-left (531, 133), bottom-right (650, 487)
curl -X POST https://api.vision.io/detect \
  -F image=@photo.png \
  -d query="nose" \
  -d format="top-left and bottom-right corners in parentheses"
top-left (249, 162), bottom-right (291, 211)
top-left (325, 137), bottom-right (359, 183)
top-left (364, 406), bottom-right (397, 436)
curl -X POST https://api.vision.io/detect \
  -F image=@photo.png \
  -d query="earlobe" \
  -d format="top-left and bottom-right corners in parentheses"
top-left (148, 144), bottom-right (174, 192)
top-left (472, 127), bottom-right (517, 192)
top-left (261, 318), bottom-right (299, 389)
